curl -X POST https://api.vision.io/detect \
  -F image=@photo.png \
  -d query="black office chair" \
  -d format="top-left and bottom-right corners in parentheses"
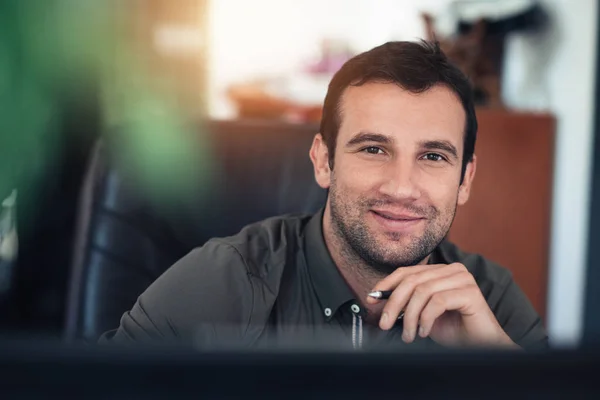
top-left (64, 120), bottom-right (326, 342)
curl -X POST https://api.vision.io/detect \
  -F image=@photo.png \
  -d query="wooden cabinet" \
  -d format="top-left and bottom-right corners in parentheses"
top-left (448, 108), bottom-right (555, 318)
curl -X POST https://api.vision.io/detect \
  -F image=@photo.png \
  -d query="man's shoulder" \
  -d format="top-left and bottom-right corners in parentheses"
top-left (435, 240), bottom-right (513, 289)
top-left (107, 213), bottom-right (316, 344)
top-left (205, 213), bottom-right (314, 276)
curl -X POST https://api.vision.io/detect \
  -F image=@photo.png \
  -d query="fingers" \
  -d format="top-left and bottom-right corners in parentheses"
top-left (366, 263), bottom-right (448, 306)
top-left (377, 264), bottom-right (467, 330)
top-left (366, 262), bottom-right (505, 347)
top-left (401, 272), bottom-right (475, 342)
top-left (417, 288), bottom-right (475, 339)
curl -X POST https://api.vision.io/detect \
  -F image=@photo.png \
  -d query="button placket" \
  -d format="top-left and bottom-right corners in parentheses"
top-left (350, 303), bottom-right (363, 349)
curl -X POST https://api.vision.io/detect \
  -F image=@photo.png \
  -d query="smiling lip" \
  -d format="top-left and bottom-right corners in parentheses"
top-left (370, 209), bottom-right (424, 221)
top-left (370, 209), bottom-right (425, 231)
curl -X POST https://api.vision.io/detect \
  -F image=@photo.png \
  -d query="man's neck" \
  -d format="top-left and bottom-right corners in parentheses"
top-left (321, 206), bottom-right (387, 320)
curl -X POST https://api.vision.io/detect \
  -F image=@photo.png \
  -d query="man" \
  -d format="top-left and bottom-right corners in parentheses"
top-left (103, 41), bottom-right (548, 350)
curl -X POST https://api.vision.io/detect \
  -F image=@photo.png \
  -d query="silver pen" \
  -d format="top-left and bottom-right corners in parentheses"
top-left (368, 290), bottom-right (405, 319)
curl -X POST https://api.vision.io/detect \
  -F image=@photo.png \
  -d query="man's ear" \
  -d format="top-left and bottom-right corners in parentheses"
top-left (309, 134), bottom-right (331, 189)
top-left (457, 155), bottom-right (477, 206)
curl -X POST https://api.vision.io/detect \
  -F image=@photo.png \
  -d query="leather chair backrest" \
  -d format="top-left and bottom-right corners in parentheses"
top-left (65, 120), bottom-right (326, 342)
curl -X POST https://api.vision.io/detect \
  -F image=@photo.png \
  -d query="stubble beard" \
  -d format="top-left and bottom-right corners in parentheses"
top-left (328, 175), bottom-right (456, 276)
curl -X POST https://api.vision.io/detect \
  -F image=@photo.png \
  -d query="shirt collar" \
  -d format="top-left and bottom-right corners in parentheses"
top-left (303, 209), bottom-right (358, 321)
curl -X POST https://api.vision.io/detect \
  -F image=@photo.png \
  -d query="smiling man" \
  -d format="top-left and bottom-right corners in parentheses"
top-left (103, 41), bottom-right (548, 350)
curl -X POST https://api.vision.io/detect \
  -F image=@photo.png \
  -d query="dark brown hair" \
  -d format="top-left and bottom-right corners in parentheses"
top-left (319, 40), bottom-right (477, 182)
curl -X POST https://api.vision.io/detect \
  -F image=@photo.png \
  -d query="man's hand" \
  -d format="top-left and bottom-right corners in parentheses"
top-left (366, 263), bottom-right (518, 348)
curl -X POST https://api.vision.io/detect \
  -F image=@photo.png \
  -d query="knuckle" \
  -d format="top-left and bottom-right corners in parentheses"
top-left (431, 293), bottom-right (446, 307)
top-left (391, 268), bottom-right (406, 279)
top-left (404, 274), bottom-right (419, 286)
top-left (467, 284), bottom-right (482, 297)
top-left (453, 262), bottom-right (467, 271)
top-left (460, 270), bottom-right (475, 282)
top-left (414, 282), bottom-right (432, 298)
top-left (420, 308), bottom-right (434, 324)
top-left (413, 283), bottom-right (426, 297)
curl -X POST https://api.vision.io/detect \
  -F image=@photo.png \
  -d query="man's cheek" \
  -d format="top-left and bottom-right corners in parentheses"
top-left (424, 180), bottom-right (459, 203)
top-left (336, 176), bottom-right (369, 197)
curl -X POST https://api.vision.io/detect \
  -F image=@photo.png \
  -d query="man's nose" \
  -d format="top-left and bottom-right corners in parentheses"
top-left (377, 157), bottom-right (422, 201)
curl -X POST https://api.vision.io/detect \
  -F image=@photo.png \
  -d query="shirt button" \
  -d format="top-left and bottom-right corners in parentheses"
top-left (351, 304), bottom-right (360, 314)
top-left (324, 308), bottom-right (332, 317)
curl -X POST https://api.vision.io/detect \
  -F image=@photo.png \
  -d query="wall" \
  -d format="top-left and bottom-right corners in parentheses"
top-left (207, 0), bottom-right (443, 118)
top-left (207, 0), bottom-right (598, 346)
top-left (531, 0), bottom-right (597, 346)
top-left (503, 0), bottom-right (598, 346)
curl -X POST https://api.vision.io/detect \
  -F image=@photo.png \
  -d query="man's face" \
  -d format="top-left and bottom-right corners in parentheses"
top-left (311, 83), bottom-right (476, 274)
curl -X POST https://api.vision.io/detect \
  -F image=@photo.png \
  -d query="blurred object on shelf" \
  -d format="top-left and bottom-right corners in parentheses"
top-left (422, 0), bottom-right (548, 107)
top-left (227, 82), bottom-right (324, 123)
top-left (289, 104), bottom-right (323, 124)
top-left (227, 82), bottom-right (291, 120)
top-left (227, 38), bottom-right (354, 123)
top-left (305, 38), bottom-right (355, 75)
top-left (423, 13), bottom-right (501, 107)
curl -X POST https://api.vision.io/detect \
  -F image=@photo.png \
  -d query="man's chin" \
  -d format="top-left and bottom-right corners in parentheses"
top-left (364, 237), bottom-right (434, 270)
top-left (363, 255), bottom-right (422, 274)
top-left (370, 229), bottom-right (419, 246)
top-left (381, 231), bottom-right (418, 243)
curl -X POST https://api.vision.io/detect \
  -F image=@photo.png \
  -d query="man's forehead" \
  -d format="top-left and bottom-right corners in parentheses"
top-left (337, 82), bottom-right (466, 146)
top-left (339, 82), bottom-right (464, 117)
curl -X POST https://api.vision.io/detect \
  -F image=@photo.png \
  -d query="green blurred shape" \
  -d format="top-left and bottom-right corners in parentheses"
top-left (0, 0), bottom-right (215, 211)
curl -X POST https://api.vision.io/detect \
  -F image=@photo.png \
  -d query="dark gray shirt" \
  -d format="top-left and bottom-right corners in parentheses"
top-left (102, 210), bottom-right (548, 350)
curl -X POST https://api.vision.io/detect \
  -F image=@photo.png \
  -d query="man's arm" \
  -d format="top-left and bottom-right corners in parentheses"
top-left (101, 239), bottom-right (259, 346)
top-left (491, 276), bottom-right (549, 350)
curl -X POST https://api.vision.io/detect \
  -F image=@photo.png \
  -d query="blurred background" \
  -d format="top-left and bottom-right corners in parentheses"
top-left (0, 0), bottom-right (598, 347)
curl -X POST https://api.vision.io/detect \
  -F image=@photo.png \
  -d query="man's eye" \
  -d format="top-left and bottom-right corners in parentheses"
top-left (362, 146), bottom-right (384, 155)
top-left (422, 153), bottom-right (445, 162)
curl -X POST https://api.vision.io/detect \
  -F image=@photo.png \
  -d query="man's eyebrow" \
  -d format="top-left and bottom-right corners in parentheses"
top-left (345, 132), bottom-right (393, 147)
top-left (420, 140), bottom-right (459, 160)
